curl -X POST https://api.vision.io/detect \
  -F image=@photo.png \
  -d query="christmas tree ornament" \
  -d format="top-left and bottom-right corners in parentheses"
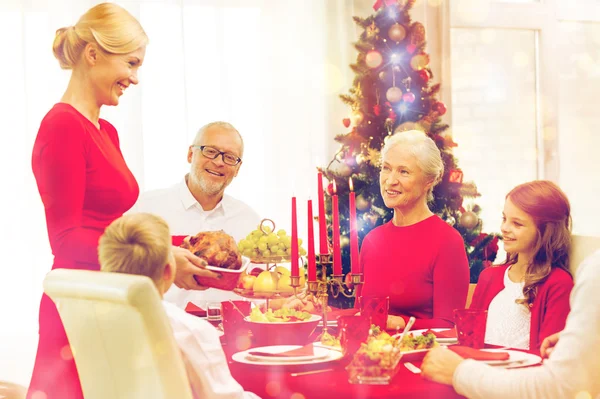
top-left (342, 118), bottom-right (351, 128)
top-left (386, 86), bottom-right (403, 103)
top-left (449, 169), bottom-right (464, 184)
top-left (363, 212), bottom-right (379, 227)
top-left (351, 110), bottom-right (364, 126)
top-left (378, 70), bottom-right (388, 82)
top-left (406, 44), bottom-right (417, 54)
top-left (388, 23), bottom-right (406, 42)
top-left (365, 50), bottom-right (383, 69)
top-left (393, 65), bottom-right (401, 72)
top-left (459, 211), bottom-right (479, 229)
top-left (432, 101), bottom-right (447, 115)
top-left (356, 195), bottom-right (372, 211)
top-left (409, 22), bottom-right (426, 47)
top-left (340, 236), bottom-right (350, 248)
top-left (445, 216), bottom-right (456, 226)
top-left (410, 53), bottom-right (430, 71)
top-left (417, 69), bottom-right (430, 83)
top-left (373, 104), bottom-right (382, 116)
top-left (402, 91), bottom-right (416, 103)
top-left (326, 182), bottom-right (335, 196)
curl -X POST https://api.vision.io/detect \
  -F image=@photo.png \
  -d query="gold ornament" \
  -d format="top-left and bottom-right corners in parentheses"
top-left (351, 111), bottom-right (364, 126)
top-left (355, 195), bottom-right (372, 211)
top-left (340, 236), bottom-right (350, 248)
top-left (365, 50), bottom-right (383, 69)
top-left (409, 22), bottom-right (426, 47)
top-left (363, 212), bottom-right (379, 227)
top-left (410, 53), bottom-right (430, 71)
top-left (388, 23), bottom-right (406, 42)
top-left (459, 211), bottom-right (479, 230)
top-left (356, 153), bottom-right (366, 165)
top-left (386, 86), bottom-right (403, 103)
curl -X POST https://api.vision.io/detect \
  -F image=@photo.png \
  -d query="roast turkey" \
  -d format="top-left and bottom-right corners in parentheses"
top-left (181, 230), bottom-right (242, 270)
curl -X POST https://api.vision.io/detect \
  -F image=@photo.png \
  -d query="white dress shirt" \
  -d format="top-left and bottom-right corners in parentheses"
top-left (162, 301), bottom-right (259, 399)
top-left (132, 177), bottom-right (261, 307)
top-left (453, 249), bottom-right (600, 399)
top-left (484, 266), bottom-right (531, 349)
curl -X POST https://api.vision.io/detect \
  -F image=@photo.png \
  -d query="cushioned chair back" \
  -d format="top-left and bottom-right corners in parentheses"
top-left (571, 235), bottom-right (600, 276)
top-left (43, 269), bottom-right (193, 399)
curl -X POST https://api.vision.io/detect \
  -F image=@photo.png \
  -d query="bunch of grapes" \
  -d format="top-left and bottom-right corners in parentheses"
top-left (238, 225), bottom-right (307, 261)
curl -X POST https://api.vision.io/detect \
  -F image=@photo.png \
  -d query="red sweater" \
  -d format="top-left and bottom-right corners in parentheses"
top-left (28, 103), bottom-right (139, 399)
top-left (470, 264), bottom-right (573, 351)
top-left (358, 216), bottom-right (470, 330)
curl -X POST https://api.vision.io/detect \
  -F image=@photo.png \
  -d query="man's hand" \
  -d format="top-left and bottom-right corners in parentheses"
top-left (421, 347), bottom-right (465, 385)
top-left (172, 246), bottom-right (220, 290)
top-left (540, 331), bottom-right (561, 359)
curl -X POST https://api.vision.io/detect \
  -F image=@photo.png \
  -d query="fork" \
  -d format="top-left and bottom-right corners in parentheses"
top-left (404, 362), bottom-right (421, 374)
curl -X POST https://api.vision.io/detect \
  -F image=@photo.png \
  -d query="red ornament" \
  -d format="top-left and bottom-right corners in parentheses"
top-left (402, 92), bottom-right (416, 103)
top-left (417, 69), bottom-right (430, 83)
top-left (387, 108), bottom-right (397, 121)
top-left (449, 169), bottom-right (464, 184)
top-left (406, 44), bottom-right (417, 54)
top-left (326, 182), bottom-right (335, 196)
top-left (373, 104), bottom-right (382, 116)
top-left (343, 118), bottom-right (351, 128)
top-left (433, 101), bottom-right (447, 115)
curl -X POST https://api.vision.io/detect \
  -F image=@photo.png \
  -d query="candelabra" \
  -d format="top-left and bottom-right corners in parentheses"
top-left (306, 253), bottom-right (363, 337)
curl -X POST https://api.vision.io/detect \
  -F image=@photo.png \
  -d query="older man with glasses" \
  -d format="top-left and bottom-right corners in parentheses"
top-left (131, 121), bottom-right (261, 308)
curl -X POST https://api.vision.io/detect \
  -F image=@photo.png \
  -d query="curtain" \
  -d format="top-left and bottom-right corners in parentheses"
top-left (0, 0), bottom-right (358, 385)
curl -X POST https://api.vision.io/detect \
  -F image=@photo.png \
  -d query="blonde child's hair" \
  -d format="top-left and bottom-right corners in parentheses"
top-left (53, 2), bottom-right (148, 69)
top-left (99, 213), bottom-right (172, 286)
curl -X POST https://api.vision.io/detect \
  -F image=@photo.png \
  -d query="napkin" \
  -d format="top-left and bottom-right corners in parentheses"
top-left (424, 329), bottom-right (457, 339)
top-left (185, 302), bottom-right (207, 317)
top-left (172, 235), bottom-right (187, 247)
top-left (248, 343), bottom-right (315, 358)
top-left (449, 346), bottom-right (510, 361)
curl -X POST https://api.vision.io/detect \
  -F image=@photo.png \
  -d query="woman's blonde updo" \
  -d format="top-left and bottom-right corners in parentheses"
top-left (52, 2), bottom-right (148, 69)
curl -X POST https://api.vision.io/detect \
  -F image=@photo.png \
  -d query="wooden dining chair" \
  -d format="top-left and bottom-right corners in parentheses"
top-left (43, 269), bottom-right (193, 399)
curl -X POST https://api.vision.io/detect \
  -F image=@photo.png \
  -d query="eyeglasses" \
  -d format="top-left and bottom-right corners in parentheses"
top-left (192, 145), bottom-right (242, 166)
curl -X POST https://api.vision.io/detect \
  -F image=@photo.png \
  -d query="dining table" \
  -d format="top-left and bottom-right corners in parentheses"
top-left (221, 325), bottom-right (466, 399)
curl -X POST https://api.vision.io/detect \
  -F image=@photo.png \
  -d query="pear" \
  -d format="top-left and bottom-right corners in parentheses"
top-left (253, 270), bottom-right (278, 293)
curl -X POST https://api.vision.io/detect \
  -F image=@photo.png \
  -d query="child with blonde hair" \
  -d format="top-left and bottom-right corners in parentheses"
top-left (99, 213), bottom-right (258, 399)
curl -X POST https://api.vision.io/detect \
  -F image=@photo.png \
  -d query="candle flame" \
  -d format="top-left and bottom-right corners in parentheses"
top-left (349, 177), bottom-right (354, 192)
top-left (333, 179), bottom-right (337, 194)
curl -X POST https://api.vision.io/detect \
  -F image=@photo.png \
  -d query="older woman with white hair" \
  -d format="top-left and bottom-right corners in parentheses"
top-left (358, 130), bottom-right (469, 330)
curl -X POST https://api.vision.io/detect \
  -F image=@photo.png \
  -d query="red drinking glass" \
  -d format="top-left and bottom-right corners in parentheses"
top-left (358, 296), bottom-right (390, 330)
top-left (338, 315), bottom-right (371, 358)
top-left (454, 309), bottom-right (488, 349)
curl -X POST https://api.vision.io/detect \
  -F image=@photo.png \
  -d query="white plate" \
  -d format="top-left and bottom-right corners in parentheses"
top-left (410, 328), bottom-right (458, 344)
top-left (232, 346), bottom-right (343, 366)
top-left (244, 345), bottom-right (330, 362)
top-left (479, 349), bottom-right (542, 368)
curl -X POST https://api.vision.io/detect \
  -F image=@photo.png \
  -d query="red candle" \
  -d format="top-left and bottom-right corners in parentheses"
top-left (291, 196), bottom-right (299, 278)
top-left (307, 200), bottom-right (317, 282)
top-left (332, 181), bottom-right (342, 275)
top-left (349, 178), bottom-right (360, 274)
top-left (317, 172), bottom-right (328, 254)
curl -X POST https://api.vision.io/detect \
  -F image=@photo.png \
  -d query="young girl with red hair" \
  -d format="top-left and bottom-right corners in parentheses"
top-left (469, 180), bottom-right (573, 351)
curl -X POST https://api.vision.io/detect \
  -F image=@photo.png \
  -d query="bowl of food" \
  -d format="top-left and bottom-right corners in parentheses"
top-left (245, 307), bottom-right (321, 346)
top-left (346, 329), bottom-right (403, 385)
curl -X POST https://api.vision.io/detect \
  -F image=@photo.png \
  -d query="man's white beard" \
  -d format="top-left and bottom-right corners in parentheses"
top-left (196, 173), bottom-right (226, 196)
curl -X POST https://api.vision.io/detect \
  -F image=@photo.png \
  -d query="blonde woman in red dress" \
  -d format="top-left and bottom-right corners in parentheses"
top-left (29, 4), bottom-right (216, 398)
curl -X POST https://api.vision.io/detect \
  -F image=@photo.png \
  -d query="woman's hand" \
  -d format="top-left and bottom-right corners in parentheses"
top-left (172, 246), bottom-right (220, 290)
top-left (386, 315), bottom-right (406, 330)
top-left (421, 347), bottom-right (465, 385)
top-left (540, 331), bottom-right (561, 359)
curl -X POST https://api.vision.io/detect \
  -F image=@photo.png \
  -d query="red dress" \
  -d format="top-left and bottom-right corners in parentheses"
top-left (358, 216), bottom-right (470, 330)
top-left (28, 103), bottom-right (139, 399)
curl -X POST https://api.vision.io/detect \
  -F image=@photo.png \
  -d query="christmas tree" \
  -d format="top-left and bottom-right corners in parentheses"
top-left (320, 0), bottom-right (499, 307)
